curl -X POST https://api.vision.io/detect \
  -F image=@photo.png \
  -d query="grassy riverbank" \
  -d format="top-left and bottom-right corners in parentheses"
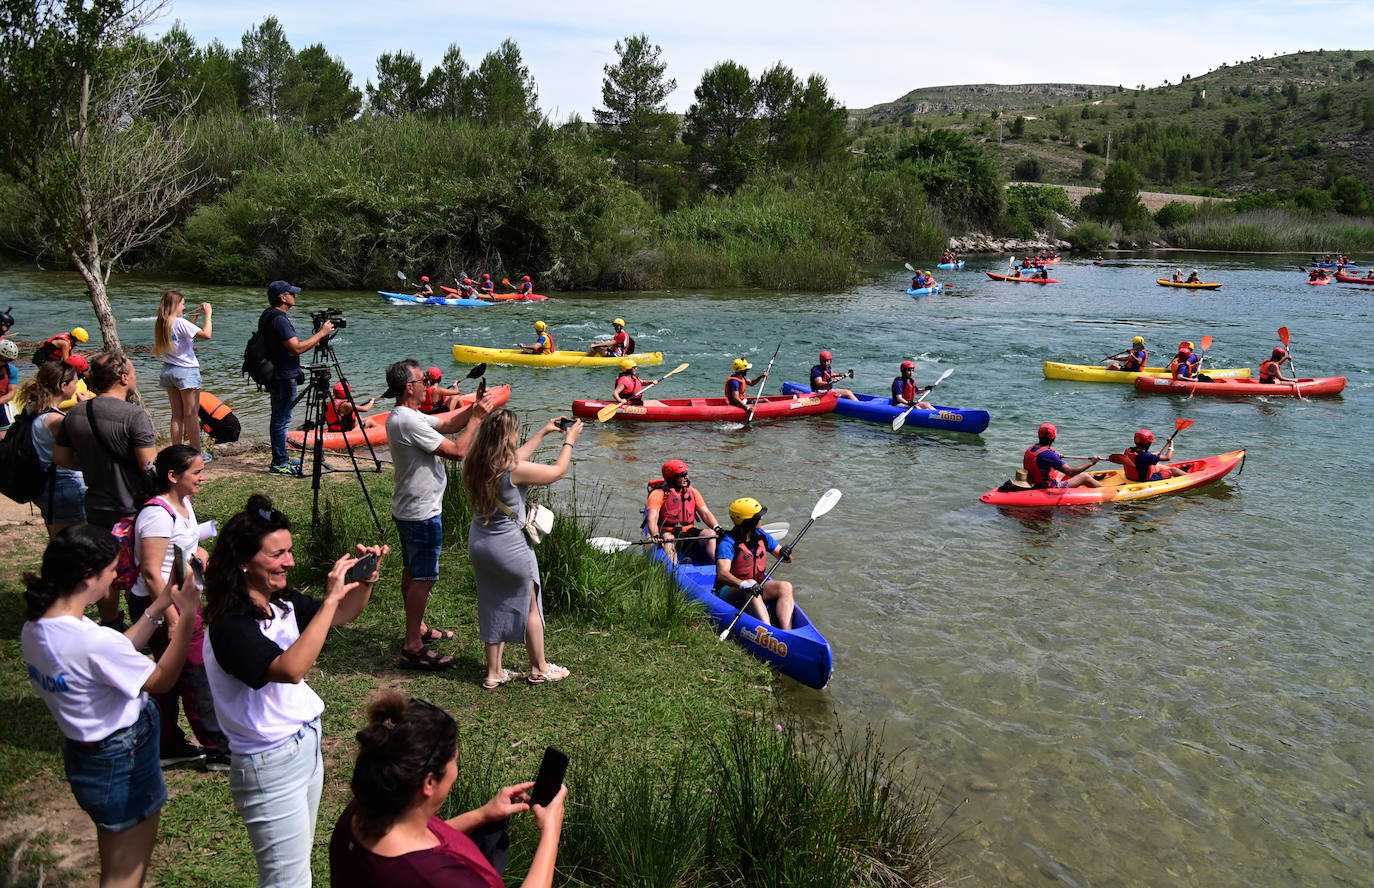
top-left (1167, 207), bottom-right (1374, 253)
top-left (0, 453), bottom-right (951, 887)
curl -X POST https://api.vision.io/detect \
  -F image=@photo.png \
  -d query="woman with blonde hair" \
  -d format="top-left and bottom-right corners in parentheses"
top-left (16, 360), bottom-right (90, 537)
top-left (152, 289), bottom-right (212, 458)
top-left (462, 408), bottom-right (580, 689)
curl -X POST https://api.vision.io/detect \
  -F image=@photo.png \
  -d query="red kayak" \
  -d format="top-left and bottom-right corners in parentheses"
top-left (1334, 272), bottom-right (1374, 285)
top-left (980, 450), bottom-right (1245, 507)
top-left (286, 385), bottom-right (512, 449)
top-left (986, 272), bottom-right (1059, 284)
top-left (572, 392), bottom-right (838, 423)
top-left (440, 286), bottom-right (549, 301)
top-left (1307, 278), bottom-right (1331, 286)
top-left (1134, 376), bottom-right (1346, 397)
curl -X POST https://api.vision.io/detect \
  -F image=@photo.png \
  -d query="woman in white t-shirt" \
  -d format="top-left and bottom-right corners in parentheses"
top-left (152, 289), bottom-right (212, 457)
top-left (21, 524), bottom-right (200, 887)
top-left (203, 494), bottom-right (387, 887)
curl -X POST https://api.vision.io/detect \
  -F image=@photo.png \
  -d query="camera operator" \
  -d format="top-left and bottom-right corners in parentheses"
top-left (259, 280), bottom-right (336, 476)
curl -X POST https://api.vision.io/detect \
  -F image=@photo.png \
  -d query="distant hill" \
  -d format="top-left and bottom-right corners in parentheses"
top-left (853, 83), bottom-right (1118, 123)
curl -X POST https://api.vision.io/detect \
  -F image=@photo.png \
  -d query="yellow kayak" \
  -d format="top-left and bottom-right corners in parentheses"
top-left (1043, 362), bottom-right (1251, 384)
top-left (451, 345), bottom-right (663, 368)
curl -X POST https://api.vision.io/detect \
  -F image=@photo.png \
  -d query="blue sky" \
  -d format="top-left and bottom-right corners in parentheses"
top-left (156, 1), bottom-right (1374, 119)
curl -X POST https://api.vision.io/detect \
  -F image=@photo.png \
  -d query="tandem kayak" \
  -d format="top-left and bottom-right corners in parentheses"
top-left (779, 382), bottom-right (989, 433)
top-left (1156, 279), bottom-right (1223, 289)
top-left (439, 286), bottom-right (549, 301)
top-left (1133, 376), bottom-right (1347, 397)
top-left (1311, 262), bottom-right (1359, 269)
top-left (1334, 272), bottom-right (1374, 284)
top-left (936, 260), bottom-right (965, 270)
top-left (1307, 278), bottom-right (1331, 286)
top-left (1043, 362), bottom-right (1251, 384)
top-left (572, 392), bottom-right (837, 423)
top-left (379, 291), bottom-right (493, 307)
top-left (907, 283), bottom-right (943, 295)
top-left (980, 449), bottom-right (1245, 507)
top-left (451, 345), bottom-right (663, 368)
top-left (285, 385), bottom-right (511, 450)
top-left (986, 272), bottom-right (1059, 284)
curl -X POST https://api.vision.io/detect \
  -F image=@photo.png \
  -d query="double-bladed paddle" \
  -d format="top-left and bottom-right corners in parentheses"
top-left (718, 489), bottom-right (841, 641)
top-left (892, 367), bottom-right (954, 431)
top-left (597, 362), bottom-right (690, 422)
top-left (745, 343), bottom-right (782, 424)
top-left (588, 521), bottom-right (791, 553)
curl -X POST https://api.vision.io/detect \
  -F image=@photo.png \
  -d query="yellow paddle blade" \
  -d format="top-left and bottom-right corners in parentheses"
top-left (596, 402), bottom-right (621, 422)
top-left (661, 362), bottom-right (689, 378)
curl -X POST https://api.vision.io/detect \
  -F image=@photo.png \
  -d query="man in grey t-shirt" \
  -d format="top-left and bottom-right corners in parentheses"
top-left (383, 359), bottom-right (494, 670)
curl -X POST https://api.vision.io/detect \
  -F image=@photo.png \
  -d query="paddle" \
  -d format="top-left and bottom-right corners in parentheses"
top-left (1278, 326), bottom-right (1306, 400)
top-left (597, 362), bottom-right (690, 422)
top-left (904, 262), bottom-right (915, 272)
top-left (719, 489), bottom-right (841, 641)
top-left (745, 343), bottom-right (782, 424)
top-left (892, 367), bottom-right (955, 431)
top-left (1163, 417), bottom-right (1194, 448)
top-left (1188, 335), bottom-right (1213, 397)
top-left (589, 521), bottom-right (791, 553)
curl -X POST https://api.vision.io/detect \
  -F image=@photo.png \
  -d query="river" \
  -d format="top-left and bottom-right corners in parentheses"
top-left (2, 256), bottom-right (1370, 887)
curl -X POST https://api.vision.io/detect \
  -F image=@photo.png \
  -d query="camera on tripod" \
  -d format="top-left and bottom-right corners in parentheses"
top-left (311, 308), bottom-right (346, 334)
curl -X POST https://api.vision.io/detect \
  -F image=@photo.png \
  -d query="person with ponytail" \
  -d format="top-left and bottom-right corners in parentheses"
top-left (329, 692), bottom-right (566, 888)
top-left (202, 494), bottom-right (386, 887)
top-left (152, 290), bottom-right (212, 458)
top-left (16, 361), bottom-right (90, 537)
top-left (21, 525), bottom-right (201, 888)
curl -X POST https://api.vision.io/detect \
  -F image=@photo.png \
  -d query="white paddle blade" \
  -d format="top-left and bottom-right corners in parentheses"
top-left (811, 488), bottom-right (842, 519)
top-left (891, 407), bottom-right (915, 431)
top-left (760, 521), bottom-right (790, 539)
top-left (934, 367), bottom-right (955, 385)
top-left (904, 262), bottom-right (915, 272)
top-left (587, 537), bottom-right (632, 553)
top-left (395, 270), bottom-right (406, 280)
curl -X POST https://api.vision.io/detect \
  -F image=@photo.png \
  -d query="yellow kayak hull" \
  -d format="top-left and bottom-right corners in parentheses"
top-left (1043, 362), bottom-right (1251, 384)
top-left (451, 345), bottom-right (663, 368)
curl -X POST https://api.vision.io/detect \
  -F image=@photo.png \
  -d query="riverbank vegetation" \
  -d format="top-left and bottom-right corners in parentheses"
top-left (0, 458), bottom-right (954, 886)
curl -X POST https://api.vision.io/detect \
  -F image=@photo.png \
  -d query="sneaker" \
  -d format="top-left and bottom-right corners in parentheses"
top-left (203, 750), bottom-right (231, 772)
top-left (160, 740), bottom-right (206, 768)
top-left (268, 462), bottom-right (299, 476)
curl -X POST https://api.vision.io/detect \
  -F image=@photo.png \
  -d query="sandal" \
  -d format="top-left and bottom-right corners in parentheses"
top-left (527, 663), bottom-right (570, 685)
top-left (399, 646), bottom-right (455, 671)
top-left (482, 668), bottom-right (525, 690)
top-left (419, 625), bottom-right (456, 643)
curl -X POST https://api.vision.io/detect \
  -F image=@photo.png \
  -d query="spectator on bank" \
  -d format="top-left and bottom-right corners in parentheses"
top-left (328, 693), bottom-right (567, 888)
top-left (202, 495), bottom-right (385, 888)
top-left (33, 325), bottom-right (89, 367)
top-left (462, 408), bottom-right (579, 689)
top-left (258, 280), bottom-right (334, 476)
top-left (0, 339), bottom-right (19, 432)
top-left (153, 290), bottom-right (212, 460)
top-left (382, 360), bottom-right (495, 670)
top-left (22, 525), bottom-right (200, 888)
top-left (131, 445), bottom-right (231, 771)
top-left (15, 361), bottom-right (90, 537)
top-left (53, 350), bottom-right (157, 626)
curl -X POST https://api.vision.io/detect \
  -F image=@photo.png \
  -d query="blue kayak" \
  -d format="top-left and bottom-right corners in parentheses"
top-left (907, 283), bottom-right (943, 295)
top-left (649, 546), bottom-right (833, 689)
top-left (1310, 262), bottom-right (1359, 270)
top-left (936, 260), bottom-right (965, 270)
top-left (378, 291), bottom-right (493, 307)
top-left (781, 382), bottom-right (990, 433)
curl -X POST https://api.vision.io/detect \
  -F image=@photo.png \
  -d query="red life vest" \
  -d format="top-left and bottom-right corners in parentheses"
top-left (611, 330), bottom-right (629, 355)
top-left (1023, 444), bottom-right (1059, 487)
top-left (729, 532), bottom-right (768, 583)
top-left (615, 371), bottom-right (644, 403)
top-left (1258, 359), bottom-right (1280, 382)
top-left (325, 398), bottom-right (356, 432)
top-left (1122, 445), bottom-right (1147, 482)
top-left (34, 334), bottom-right (70, 365)
top-left (1122, 349), bottom-right (1147, 371)
top-left (725, 372), bottom-right (747, 401)
top-left (648, 480), bottom-right (697, 529)
top-left (419, 385), bottom-right (443, 414)
top-left (810, 364), bottom-right (834, 390)
top-left (897, 378), bottom-right (920, 402)
top-left (518, 281), bottom-right (532, 295)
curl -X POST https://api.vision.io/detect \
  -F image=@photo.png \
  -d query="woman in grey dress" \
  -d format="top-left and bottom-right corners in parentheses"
top-left (463, 408), bottom-right (582, 688)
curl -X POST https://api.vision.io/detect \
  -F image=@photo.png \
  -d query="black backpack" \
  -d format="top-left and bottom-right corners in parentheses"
top-left (0, 407), bottom-right (54, 504)
top-left (242, 310), bottom-right (276, 389)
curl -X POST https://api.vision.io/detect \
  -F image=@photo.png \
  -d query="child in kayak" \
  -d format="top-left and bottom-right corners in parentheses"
top-left (715, 497), bottom-right (794, 631)
top-left (518, 321), bottom-right (555, 355)
top-left (1258, 347), bottom-right (1297, 384)
top-left (645, 460), bottom-right (724, 565)
top-left (1105, 336), bottom-right (1148, 372)
top-left (1024, 423), bottom-right (1103, 490)
top-left (809, 351), bottom-right (856, 400)
top-left (891, 361), bottom-right (933, 410)
top-left (725, 358), bottom-right (768, 409)
top-left (1120, 429), bottom-right (1186, 481)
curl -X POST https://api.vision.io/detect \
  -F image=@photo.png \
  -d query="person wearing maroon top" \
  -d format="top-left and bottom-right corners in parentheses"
top-left (330, 694), bottom-right (566, 888)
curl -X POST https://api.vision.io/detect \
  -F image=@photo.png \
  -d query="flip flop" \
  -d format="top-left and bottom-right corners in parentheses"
top-left (527, 663), bottom-right (570, 684)
top-left (419, 626), bottom-right (456, 643)
top-left (482, 668), bottom-right (525, 690)
top-left (399, 646), bottom-right (454, 671)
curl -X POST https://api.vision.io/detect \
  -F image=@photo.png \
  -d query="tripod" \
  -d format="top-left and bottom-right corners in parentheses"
top-left (290, 339), bottom-right (384, 537)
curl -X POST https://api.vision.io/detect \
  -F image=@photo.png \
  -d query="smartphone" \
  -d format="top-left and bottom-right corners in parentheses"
top-left (475, 378), bottom-right (487, 400)
top-left (170, 544), bottom-right (187, 589)
top-left (529, 746), bottom-right (569, 807)
top-left (189, 555), bottom-right (204, 587)
top-left (348, 552), bottom-right (379, 583)
top-left (554, 416), bottom-right (574, 431)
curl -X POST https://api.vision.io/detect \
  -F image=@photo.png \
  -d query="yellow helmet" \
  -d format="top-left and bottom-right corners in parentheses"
top-left (1132, 336), bottom-right (1145, 347)
top-left (70, 326), bottom-right (89, 343)
top-left (534, 321), bottom-right (547, 332)
top-left (732, 358), bottom-right (751, 373)
top-left (619, 358), bottom-right (636, 370)
top-left (729, 497), bottom-right (766, 525)
top-left (612, 318), bottom-right (625, 327)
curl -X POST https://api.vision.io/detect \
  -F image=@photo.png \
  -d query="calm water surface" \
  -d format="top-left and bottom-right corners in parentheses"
top-left (2, 255), bottom-right (1370, 887)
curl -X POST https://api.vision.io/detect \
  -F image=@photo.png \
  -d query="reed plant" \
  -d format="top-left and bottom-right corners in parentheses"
top-left (1170, 208), bottom-right (1374, 252)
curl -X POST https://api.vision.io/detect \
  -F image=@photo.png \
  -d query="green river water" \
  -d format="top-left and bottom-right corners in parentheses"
top-left (2, 256), bottom-right (1370, 887)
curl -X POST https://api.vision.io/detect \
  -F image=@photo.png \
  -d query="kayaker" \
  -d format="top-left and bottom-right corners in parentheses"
top-left (326, 382), bottom-right (378, 432)
top-left (518, 321), bottom-right (556, 355)
top-left (416, 276), bottom-right (433, 297)
top-left (725, 358), bottom-right (768, 409)
top-left (1024, 423), bottom-right (1103, 490)
top-left (33, 326), bottom-right (89, 367)
top-left (516, 274), bottom-right (533, 296)
top-left (479, 274), bottom-right (495, 297)
top-left (419, 367), bottom-right (463, 414)
top-left (1032, 266), bottom-right (1050, 280)
top-left (1121, 429), bottom-right (1186, 481)
top-left (1168, 343), bottom-right (1199, 380)
top-left (645, 460), bottom-right (723, 565)
top-left (890, 361), bottom-right (933, 410)
top-left (1105, 336), bottom-right (1148, 372)
top-left (588, 318), bottom-right (631, 357)
top-left (1171, 269), bottom-right (1185, 282)
top-left (1185, 269), bottom-right (1202, 284)
top-left (1258, 347), bottom-right (1297, 384)
top-left (809, 351), bottom-right (857, 400)
top-left (716, 497), bottom-right (794, 631)
top-left (612, 359), bottom-right (646, 405)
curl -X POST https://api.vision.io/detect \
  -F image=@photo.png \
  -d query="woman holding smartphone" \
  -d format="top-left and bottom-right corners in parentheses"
top-left (329, 693), bottom-right (566, 887)
top-left (462, 409), bottom-right (580, 689)
top-left (151, 289), bottom-right (211, 457)
top-left (22, 525), bottom-right (201, 887)
top-left (202, 494), bottom-right (386, 887)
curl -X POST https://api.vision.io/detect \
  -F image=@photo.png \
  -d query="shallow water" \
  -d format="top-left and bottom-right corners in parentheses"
top-left (2, 255), bottom-right (1371, 886)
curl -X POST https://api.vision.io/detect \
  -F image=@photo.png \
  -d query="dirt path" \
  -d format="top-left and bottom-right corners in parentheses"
top-left (1012, 182), bottom-right (1223, 212)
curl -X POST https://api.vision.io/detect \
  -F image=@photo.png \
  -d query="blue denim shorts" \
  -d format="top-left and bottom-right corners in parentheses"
top-left (63, 696), bottom-right (167, 833)
top-left (159, 363), bottom-right (202, 390)
top-left (38, 473), bottom-right (86, 524)
top-left (394, 515), bottom-right (442, 581)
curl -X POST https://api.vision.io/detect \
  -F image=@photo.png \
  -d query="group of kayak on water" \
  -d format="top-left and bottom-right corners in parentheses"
top-left (323, 366), bottom-right (473, 432)
top-left (516, 318), bottom-right (632, 357)
top-left (1103, 335), bottom-right (1297, 383)
top-left (413, 272), bottom-right (535, 300)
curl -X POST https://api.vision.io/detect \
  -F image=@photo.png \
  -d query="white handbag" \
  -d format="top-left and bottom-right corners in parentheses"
top-left (499, 500), bottom-right (555, 544)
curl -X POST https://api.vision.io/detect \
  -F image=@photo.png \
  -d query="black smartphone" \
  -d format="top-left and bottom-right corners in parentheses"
top-left (475, 378), bottom-right (487, 400)
top-left (554, 416), bottom-right (574, 431)
top-left (189, 554), bottom-right (204, 587)
top-left (170, 544), bottom-right (187, 589)
top-left (348, 552), bottom-right (379, 583)
top-left (529, 746), bottom-right (569, 807)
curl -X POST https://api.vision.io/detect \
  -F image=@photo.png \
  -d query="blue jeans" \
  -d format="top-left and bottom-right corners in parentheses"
top-left (63, 696), bottom-right (166, 833)
top-left (230, 717), bottom-right (322, 888)
top-left (268, 376), bottom-right (297, 466)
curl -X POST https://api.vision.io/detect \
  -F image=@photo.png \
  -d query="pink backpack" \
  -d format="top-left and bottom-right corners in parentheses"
top-left (111, 499), bottom-right (176, 593)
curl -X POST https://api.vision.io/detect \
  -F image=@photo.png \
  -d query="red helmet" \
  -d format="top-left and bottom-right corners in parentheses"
top-left (1272, 347), bottom-right (1286, 359)
top-left (65, 354), bottom-right (89, 372)
top-left (1179, 341), bottom-right (1194, 351)
top-left (819, 350), bottom-right (832, 361)
top-left (661, 459), bottom-right (689, 480)
top-left (424, 366), bottom-right (442, 382)
top-left (332, 382), bottom-right (349, 399)
top-left (1038, 422), bottom-right (1057, 439)
top-left (482, 273), bottom-right (491, 280)
top-left (1134, 429), bottom-right (1154, 446)
top-left (900, 360), bottom-right (916, 371)
top-left (420, 276), bottom-right (430, 282)
top-left (1178, 347), bottom-right (1192, 356)
top-left (522, 275), bottom-right (531, 281)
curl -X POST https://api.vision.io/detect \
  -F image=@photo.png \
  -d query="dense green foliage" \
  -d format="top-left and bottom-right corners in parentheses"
top-left (594, 35), bottom-right (679, 192)
top-left (1081, 160), bottom-right (1151, 229)
top-left (1003, 183), bottom-right (1074, 239)
top-left (1169, 208), bottom-right (1374, 252)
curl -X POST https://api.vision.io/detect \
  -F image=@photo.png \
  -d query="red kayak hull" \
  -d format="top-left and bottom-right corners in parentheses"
top-left (572, 392), bottom-right (838, 422)
top-left (1334, 272), bottom-right (1374, 285)
top-left (1133, 376), bottom-right (1346, 397)
top-left (286, 385), bottom-right (512, 449)
top-left (986, 272), bottom-right (1059, 283)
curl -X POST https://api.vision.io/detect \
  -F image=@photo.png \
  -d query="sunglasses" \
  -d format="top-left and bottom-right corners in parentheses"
top-left (408, 697), bottom-right (455, 775)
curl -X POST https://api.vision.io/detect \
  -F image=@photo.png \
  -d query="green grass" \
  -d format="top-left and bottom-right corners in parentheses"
top-left (1168, 207), bottom-right (1374, 251)
top-left (0, 461), bottom-right (952, 886)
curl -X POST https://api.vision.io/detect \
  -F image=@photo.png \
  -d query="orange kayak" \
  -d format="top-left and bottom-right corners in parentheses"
top-left (286, 385), bottom-right (511, 449)
top-left (980, 450), bottom-right (1245, 507)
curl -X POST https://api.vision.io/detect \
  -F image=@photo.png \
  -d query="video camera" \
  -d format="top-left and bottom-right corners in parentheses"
top-left (311, 308), bottom-right (346, 333)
